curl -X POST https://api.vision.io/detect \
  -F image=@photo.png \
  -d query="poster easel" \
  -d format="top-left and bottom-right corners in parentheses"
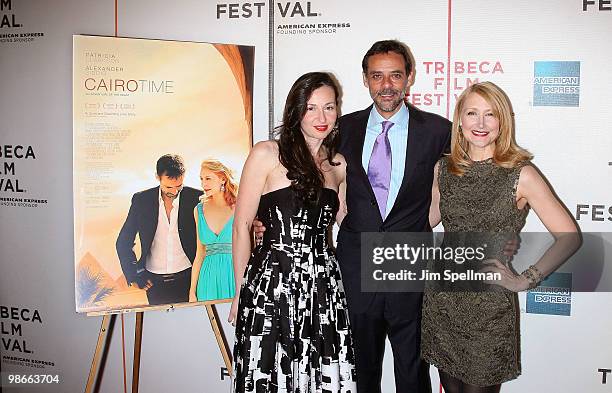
top-left (85, 301), bottom-right (232, 393)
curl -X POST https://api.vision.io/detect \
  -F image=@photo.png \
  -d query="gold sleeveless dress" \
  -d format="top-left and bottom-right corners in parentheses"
top-left (421, 157), bottom-right (529, 386)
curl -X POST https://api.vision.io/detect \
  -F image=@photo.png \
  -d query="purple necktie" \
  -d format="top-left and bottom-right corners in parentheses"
top-left (367, 120), bottom-right (394, 218)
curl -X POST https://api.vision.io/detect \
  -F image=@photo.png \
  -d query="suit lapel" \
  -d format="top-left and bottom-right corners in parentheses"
top-left (351, 106), bottom-right (376, 201)
top-left (140, 187), bottom-right (160, 255)
top-left (177, 188), bottom-right (189, 253)
top-left (152, 186), bottom-right (160, 227)
top-left (147, 186), bottom-right (160, 234)
top-left (177, 188), bottom-right (191, 234)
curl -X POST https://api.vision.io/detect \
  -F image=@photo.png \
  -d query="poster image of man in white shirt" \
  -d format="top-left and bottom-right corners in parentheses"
top-left (116, 154), bottom-right (203, 305)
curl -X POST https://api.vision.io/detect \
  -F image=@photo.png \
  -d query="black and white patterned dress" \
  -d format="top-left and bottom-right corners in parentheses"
top-left (233, 186), bottom-right (356, 393)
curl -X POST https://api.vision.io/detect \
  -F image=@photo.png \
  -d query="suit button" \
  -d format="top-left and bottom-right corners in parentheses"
top-left (370, 199), bottom-right (376, 206)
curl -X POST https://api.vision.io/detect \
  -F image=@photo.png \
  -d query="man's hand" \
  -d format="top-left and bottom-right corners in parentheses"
top-left (130, 277), bottom-right (153, 291)
top-left (503, 235), bottom-right (521, 259)
top-left (253, 218), bottom-right (266, 245)
top-left (228, 294), bottom-right (240, 326)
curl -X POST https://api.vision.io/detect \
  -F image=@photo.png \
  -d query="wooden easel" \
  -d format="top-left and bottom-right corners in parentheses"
top-left (85, 302), bottom-right (232, 393)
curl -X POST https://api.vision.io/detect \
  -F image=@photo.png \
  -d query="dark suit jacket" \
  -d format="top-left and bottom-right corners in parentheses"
top-left (115, 186), bottom-right (203, 284)
top-left (336, 104), bottom-right (451, 314)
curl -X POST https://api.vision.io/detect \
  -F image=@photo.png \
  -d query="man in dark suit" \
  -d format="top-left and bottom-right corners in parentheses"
top-left (336, 40), bottom-right (451, 393)
top-left (116, 154), bottom-right (203, 305)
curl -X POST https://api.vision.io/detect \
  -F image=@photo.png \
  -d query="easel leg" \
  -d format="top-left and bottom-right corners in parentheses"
top-left (85, 314), bottom-right (115, 393)
top-left (132, 311), bottom-right (144, 393)
top-left (205, 304), bottom-right (233, 376)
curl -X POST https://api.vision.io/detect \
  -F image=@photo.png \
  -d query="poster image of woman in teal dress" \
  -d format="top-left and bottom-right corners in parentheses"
top-left (189, 159), bottom-right (237, 301)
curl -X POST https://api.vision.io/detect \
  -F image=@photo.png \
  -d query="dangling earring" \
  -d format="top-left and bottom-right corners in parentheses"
top-left (220, 182), bottom-right (226, 192)
top-left (327, 124), bottom-right (339, 140)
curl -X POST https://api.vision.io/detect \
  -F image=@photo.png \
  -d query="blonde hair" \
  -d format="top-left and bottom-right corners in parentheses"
top-left (448, 81), bottom-right (532, 176)
top-left (200, 159), bottom-right (238, 206)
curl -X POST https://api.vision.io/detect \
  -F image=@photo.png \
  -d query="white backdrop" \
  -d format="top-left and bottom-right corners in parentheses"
top-left (1, 1), bottom-right (610, 392)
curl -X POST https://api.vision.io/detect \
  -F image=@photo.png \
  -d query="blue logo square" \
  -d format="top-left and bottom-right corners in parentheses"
top-left (526, 272), bottom-right (572, 316)
top-left (533, 61), bottom-right (580, 107)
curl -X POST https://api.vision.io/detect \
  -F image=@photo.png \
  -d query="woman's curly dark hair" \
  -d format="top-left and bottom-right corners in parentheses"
top-left (276, 72), bottom-right (341, 204)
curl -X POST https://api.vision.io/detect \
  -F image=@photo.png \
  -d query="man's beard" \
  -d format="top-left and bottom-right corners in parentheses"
top-left (374, 88), bottom-right (405, 113)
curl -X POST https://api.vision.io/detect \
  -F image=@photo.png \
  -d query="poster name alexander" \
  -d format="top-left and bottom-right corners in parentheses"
top-left (0, 145), bottom-right (35, 193)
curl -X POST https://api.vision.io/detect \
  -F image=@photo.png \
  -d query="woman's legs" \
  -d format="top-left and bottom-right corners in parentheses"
top-left (438, 370), bottom-right (501, 393)
top-left (439, 370), bottom-right (463, 393)
top-left (463, 383), bottom-right (501, 393)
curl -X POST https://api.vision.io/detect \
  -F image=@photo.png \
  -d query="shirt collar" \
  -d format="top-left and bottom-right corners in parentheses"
top-left (158, 187), bottom-right (181, 208)
top-left (367, 103), bottom-right (409, 132)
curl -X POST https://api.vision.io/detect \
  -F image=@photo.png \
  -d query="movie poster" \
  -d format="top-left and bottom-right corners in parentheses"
top-left (73, 36), bottom-right (253, 313)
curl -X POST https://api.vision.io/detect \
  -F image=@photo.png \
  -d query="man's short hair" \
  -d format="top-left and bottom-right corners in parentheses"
top-left (156, 154), bottom-right (185, 178)
top-left (362, 40), bottom-right (412, 76)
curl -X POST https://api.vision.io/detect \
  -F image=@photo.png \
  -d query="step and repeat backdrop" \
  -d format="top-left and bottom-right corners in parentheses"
top-left (1, 1), bottom-right (611, 392)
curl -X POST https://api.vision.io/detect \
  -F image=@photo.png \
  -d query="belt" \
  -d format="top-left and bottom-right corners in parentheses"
top-left (147, 268), bottom-right (190, 282)
top-left (206, 243), bottom-right (232, 256)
